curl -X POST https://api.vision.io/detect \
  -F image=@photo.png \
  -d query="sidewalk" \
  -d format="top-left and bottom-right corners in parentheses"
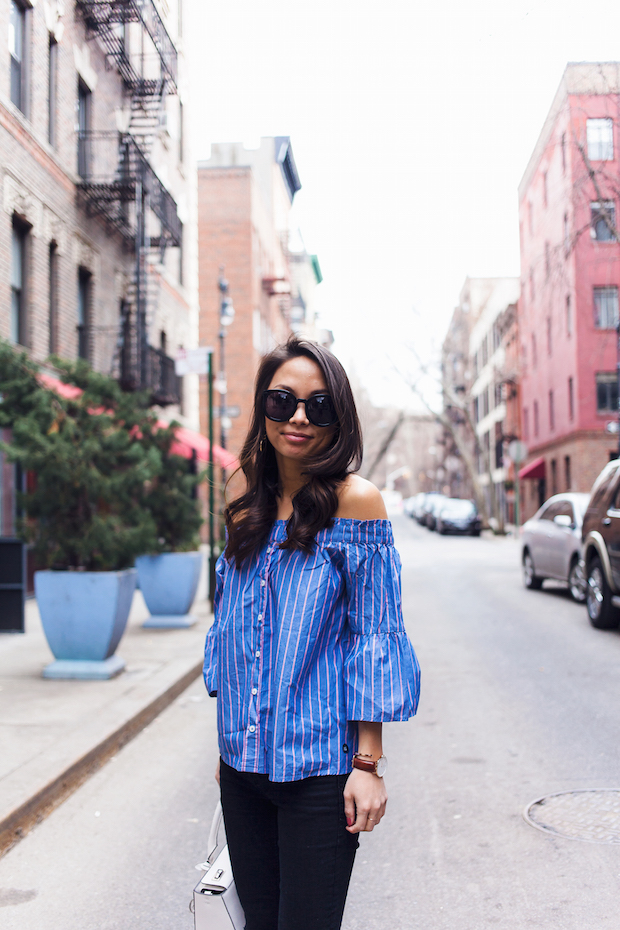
top-left (0, 586), bottom-right (212, 857)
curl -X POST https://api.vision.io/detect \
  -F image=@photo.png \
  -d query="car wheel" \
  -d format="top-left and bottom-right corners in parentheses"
top-left (523, 551), bottom-right (543, 589)
top-left (586, 557), bottom-right (620, 629)
top-left (568, 558), bottom-right (586, 603)
top-left (471, 530), bottom-right (481, 537)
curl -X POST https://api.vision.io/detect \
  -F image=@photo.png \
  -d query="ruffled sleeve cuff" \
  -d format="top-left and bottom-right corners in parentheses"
top-left (344, 630), bottom-right (421, 722)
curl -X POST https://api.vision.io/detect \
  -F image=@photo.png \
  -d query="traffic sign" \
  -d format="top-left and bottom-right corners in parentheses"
top-left (507, 440), bottom-right (528, 463)
top-left (175, 346), bottom-right (213, 376)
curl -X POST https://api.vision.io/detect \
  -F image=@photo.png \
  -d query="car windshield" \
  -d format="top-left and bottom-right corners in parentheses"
top-left (441, 499), bottom-right (475, 516)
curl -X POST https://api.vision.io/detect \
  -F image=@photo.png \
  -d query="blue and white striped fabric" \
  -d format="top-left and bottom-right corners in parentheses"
top-left (203, 518), bottom-right (420, 783)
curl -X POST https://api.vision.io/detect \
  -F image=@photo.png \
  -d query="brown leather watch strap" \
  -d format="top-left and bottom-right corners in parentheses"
top-left (352, 753), bottom-right (377, 774)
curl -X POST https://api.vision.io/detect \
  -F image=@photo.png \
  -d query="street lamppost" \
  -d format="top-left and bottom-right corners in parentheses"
top-left (216, 270), bottom-right (235, 548)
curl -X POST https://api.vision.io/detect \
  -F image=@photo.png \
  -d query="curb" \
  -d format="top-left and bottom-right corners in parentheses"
top-left (0, 659), bottom-right (203, 859)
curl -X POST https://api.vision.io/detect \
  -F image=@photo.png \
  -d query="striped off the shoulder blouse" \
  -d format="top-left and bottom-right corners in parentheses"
top-left (203, 518), bottom-right (420, 782)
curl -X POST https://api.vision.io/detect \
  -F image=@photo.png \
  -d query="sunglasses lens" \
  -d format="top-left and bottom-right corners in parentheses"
top-left (264, 391), bottom-right (296, 421)
top-left (306, 395), bottom-right (337, 427)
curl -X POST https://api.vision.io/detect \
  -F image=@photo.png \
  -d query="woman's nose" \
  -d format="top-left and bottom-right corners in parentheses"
top-left (289, 401), bottom-right (309, 424)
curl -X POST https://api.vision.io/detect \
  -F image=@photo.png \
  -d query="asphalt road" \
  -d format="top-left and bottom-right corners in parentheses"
top-left (2, 515), bottom-right (620, 929)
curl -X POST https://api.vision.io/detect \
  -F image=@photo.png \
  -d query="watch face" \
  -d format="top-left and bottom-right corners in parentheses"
top-left (376, 755), bottom-right (388, 778)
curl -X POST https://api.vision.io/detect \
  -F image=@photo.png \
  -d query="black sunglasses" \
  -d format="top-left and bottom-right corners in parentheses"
top-left (262, 390), bottom-right (338, 427)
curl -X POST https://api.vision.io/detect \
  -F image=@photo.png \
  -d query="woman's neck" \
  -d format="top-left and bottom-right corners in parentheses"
top-left (275, 453), bottom-right (307, 518)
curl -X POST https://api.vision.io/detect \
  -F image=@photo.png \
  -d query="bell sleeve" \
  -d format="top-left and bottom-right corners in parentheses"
top-left (343, 538), bottom-right (421, 722)
top-left (202, 554), bottom-right (226, 697)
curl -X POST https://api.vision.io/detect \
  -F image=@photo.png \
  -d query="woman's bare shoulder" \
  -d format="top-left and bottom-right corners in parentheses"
top-left (336, 475), bottom-right (388, 520)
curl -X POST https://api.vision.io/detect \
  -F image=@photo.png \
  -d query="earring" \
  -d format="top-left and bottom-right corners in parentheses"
top-left (259, 437), bottom-right (265, 452)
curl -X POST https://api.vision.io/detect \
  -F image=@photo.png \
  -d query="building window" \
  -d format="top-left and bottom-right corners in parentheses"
top-left (178, 221), bottom-right (184, 285)
top-left (594, 286), bottom-right (619, 329)
top-left (565, 455), bottom-right (571, 490)
top-left (566, 294), bottom-right (572, 336)
top-left (48, 35), bottom-right (57, 146)
top-left (9, 0), bottom-right (26, 113)
top-left (473, 396), bottom-right (479, 424)
top-left (77, 268), bottom-right (91, 361)
top-left (481, 336), bottom-right (488, 367)
top-left (568, 376), bottom-right (574, 420)
top-left (534, 400), bottom-right (539, 437)
top-left (11, 222), bottom-right (27, 345)
top-left (495, 422), bottom-right (503, 470)
top-left (532, 333), bottom-right (537, 369)
top-left (49, 242), bottom-right (58, 355)
top-left (482, 387), bottom-right (490, 418)
top-left (549, 390), bottom-right (555, 430)
top-left (561, 132), bottom-right (566, 174)
top-left (591, 201), bottom-right (616, 241)
top-left (77, 80), bottom-right (92, 179)
top-left (494, 382), bottom-right (503, 407)
top-left (596, 373), bottom-right (618, 413)
top-left (551, 458), bottom-right (557, 495)
top-left (523, 407), bottom-right (530, 441)
top-left (587, 118), bottom-right (614, 161)
top-left (547, 316), bottom-right (552, 355)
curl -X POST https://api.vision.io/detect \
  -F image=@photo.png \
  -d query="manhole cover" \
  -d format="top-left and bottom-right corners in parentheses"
top-left (524, 790), bottom-right (620, 844)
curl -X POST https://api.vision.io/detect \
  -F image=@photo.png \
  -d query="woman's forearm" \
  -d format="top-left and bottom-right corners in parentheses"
top-left (356, 721), bottom-right (383, 758)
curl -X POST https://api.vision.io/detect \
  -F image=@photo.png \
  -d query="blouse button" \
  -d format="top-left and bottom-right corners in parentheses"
top-left (257, 613), bottom-right (263, 621)
top-left (260, 580), bottom-right (266, 587)
top-left (252, 688), bottom-right (258, 695)
top-left (255, 650), bottom-right (260, 658)
top-left (248, 725), bottom-right (256, 733)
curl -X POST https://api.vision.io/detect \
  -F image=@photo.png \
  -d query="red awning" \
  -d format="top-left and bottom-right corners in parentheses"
top-left (519, 456), bottom-right (546, 480)
top-left (39, 374), bottom-right (238, 470)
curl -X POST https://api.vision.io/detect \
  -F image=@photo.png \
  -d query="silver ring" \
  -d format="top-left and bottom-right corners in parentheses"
top-left (368, 816), bottom-right (376, 821)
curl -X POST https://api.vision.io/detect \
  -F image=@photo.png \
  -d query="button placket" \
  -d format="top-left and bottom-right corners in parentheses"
top-left (248, 540), bottom-right (273, 739)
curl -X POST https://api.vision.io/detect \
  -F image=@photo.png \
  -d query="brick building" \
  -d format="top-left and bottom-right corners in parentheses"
top-left (441, 278), bottom-right (521, 524)
top-left (518, 63), bottom-right (620, 520)
top-left (0, 2), bottom-right (199, 541)
top-left (197, 138), bottom-right (324, 458)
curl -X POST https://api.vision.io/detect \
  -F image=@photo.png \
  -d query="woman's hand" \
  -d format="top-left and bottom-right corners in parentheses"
top-left (215, 757), bottom-right (221, 785)
top-left (343, 768), bottom-right (388, 833)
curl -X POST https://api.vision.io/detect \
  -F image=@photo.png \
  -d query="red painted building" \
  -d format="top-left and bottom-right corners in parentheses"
top-left (518, 63), bottom-right (620, 520)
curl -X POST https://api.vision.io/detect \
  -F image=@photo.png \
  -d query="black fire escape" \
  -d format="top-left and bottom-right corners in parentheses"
top-left (75, 0), bottom-right (182, 406)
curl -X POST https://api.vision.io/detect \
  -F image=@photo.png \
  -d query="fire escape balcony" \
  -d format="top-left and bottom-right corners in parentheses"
top-left (75, 0), bottom-right (177, 90)
top-left (76, 131), bottom-right (182, 248)
top-left (146, 345), bottom-right (181, 406)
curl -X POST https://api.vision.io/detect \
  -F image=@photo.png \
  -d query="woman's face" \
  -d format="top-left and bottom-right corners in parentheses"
top-left (264, 356), bottom-right (336, 466)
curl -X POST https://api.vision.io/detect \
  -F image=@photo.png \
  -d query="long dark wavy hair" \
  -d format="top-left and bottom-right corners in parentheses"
top-left (224, 336), bottom-right (363, 566)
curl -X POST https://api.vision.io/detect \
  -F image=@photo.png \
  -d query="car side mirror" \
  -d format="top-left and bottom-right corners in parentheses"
top-left (553, 514), bottom-right (573, 528)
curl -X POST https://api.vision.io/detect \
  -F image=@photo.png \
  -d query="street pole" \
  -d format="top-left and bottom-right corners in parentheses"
top-left (208, 349), bottom-right (216, 608)
top-left (515, 469), bottom-right (520, 531)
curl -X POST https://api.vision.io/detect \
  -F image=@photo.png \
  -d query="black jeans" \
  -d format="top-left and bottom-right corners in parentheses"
top-left (220, 760), bottom-right (359, 930)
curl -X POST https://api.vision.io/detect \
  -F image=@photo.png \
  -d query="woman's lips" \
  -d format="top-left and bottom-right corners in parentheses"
top-left (282, 432), bottom-right (312, 443)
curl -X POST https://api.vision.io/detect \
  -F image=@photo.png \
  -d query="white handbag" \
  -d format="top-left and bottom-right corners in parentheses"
top-left (193, 801), bottom-right (246, 930)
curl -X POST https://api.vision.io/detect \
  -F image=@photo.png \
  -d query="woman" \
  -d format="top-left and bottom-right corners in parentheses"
top-left (203, 336), bottom-right (420, 930)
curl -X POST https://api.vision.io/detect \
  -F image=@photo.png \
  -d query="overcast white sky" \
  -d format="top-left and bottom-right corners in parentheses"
top-left (186, 0), bottom-right (620, 406)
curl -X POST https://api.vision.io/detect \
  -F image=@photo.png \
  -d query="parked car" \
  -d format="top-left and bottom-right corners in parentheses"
top-left (403, 496), bottom-right (418, 518)
top-left (424, 494), bottom-right (448, 531)
top-left (436, 498), bottom-right (481, 536)
top-left (581, 459), bottom-right (620, 628)
top-left (521, 492), bottom-right (590, 602)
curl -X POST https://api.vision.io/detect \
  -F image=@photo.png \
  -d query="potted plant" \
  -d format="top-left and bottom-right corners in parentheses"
top-left (0, 343), bottom-right (160, 679)
top-left (135, 428), bottom-right (204, 629)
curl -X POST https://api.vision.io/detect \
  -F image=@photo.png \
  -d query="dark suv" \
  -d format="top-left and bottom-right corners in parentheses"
top-left (582, 458), bottom-right (620, 629)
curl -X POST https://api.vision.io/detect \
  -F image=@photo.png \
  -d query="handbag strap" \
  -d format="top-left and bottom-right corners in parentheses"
top-left (206, 800), bottom-right (224, 864)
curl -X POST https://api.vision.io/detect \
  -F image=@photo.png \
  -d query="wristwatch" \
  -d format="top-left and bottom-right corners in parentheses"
top-left (352, 752), bottom-right (388, 777)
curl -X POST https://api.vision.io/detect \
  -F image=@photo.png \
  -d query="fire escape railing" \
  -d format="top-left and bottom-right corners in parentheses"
top-left (77, 131), bottom-right (182, 248)
top-left (75, 0), bottom-right (177, 90)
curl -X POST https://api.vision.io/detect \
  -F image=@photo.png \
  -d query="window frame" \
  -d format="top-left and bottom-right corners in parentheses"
top-left (11, 219), bottom-right (28, 346)
top-left (596, 372), bottom-right (618, 414)
top-left (77, 267), bottom-right (92, 361)
top-left (590, 201), bottom-right (616, 241)
top-left (593, 286), bottom-right (619, 330)
top-left (9, 0), bottom-right (28, 115)
top-left (48, 34), bottom-right (58, 147)
top-left (587, 118), bottom-right (614, 162)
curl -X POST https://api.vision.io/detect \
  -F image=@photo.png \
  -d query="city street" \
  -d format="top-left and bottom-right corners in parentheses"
top-left (1, 515), bottom-right (620, 929)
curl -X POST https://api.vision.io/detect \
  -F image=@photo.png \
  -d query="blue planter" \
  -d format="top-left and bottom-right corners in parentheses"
top-left (135, 551), bottom-right (202, 628)
top-left (35, 569), bottom-right (137, 679)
